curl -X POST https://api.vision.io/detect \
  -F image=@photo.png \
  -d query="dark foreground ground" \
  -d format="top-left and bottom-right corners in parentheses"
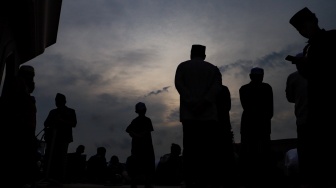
top-left (37, 183), bottom-right (180, 188)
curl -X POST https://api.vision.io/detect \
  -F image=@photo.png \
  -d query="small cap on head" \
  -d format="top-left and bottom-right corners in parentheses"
top-left (135, 102), bottom-right (146, 113)
top-left (191, 44), bottom-right (206, 57)
top-left (290, 7), bottom-right (316, 29)
top-left (250, 67), bottom-right (264, 75)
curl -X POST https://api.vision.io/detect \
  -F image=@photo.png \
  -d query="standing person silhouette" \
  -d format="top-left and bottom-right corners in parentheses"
top-left (215, 84), bottom-right (237, 188)
top-left (1, 65), bottom-right (39, 187)
top-left (285, 52), bottom-right (308, 186)
top-left (126, 102), bottom-right (155, 188)
top-left (239, 67), bottom-right (273, 187)
top-left (174, 44), bottom-right (222, 188)
top-left (289, 7), bottom-right (336, 187)
top-left (44, 93), bottom-right (77, 185)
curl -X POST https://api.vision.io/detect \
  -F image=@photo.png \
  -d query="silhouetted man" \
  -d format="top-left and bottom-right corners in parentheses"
top-left (174, 44), bottom-right (222, 188)
top-left (285, 52), bottom-right (308, 186)
top-left (155, 143), bottom-right (183, 185)
top-left (215, 84), bottom-right (237, 187)
top-left (44, 93), bottom-right (77, 185)
top-left (1, 65), bottom-right (39, 187)
top-left (65, 144), bottom-right (86, 183)
top-left (239, 67), bottom-right (273, 187)
top-left (86, 146), bottom-right (107, 184)
top-left (289, 7), bottom-right (336, 187)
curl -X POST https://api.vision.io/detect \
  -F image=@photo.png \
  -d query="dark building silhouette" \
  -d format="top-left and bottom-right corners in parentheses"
top-left (1, 0), bottom-right (62, 95)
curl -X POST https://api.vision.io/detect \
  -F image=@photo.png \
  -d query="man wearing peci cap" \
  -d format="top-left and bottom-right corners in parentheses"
top-left (289, 7), bottom-right (336, 187)
top-left (44, 93), bottom-right (77, 185)
top-left (239, 67), bottom-right (274, 187)
top-left (174, 44), bottom-right (222, 187)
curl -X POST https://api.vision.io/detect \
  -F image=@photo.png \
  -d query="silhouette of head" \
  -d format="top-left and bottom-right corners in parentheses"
top-left (76, 145), bottom-right (85, 154)
top-left (249, 67), bottom-right (264, 83)
top-left (110, 155), bottom-right (119, 164)
top-left (97, 147), bottom-right (106, 156)
top-left (290, 7), bottom-right (319, 39)
top-left (171, 143), bottom-right (182, 156)
top-left (135, 102), bottom-right (147, 114)
top-left (190, 44), bottom-right (206, 60)
top-left (18, 65), bottom-right (35, 94)
top-left (55, 93), bottom-right (66, 107)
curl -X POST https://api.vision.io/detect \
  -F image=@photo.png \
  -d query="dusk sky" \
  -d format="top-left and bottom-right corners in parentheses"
top-left (26, 0), bottom-right (336, 163)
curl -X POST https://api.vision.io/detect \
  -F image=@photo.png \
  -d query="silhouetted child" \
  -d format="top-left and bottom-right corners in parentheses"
top-left (126, 102), bottom-right (155, 188)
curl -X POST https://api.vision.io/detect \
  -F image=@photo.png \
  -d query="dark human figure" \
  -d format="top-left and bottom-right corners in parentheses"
top-left (65, 144), bottom-right (86, 183)
top-left (289, 7), bottom-right (336, 187)
top-left (239, 67), bottom-right (273, 187)
top-left (43, 93), bottom-right (77, 185)
top-left (285, 52), bottom-right (308, 187)
top-left (106, 155), bottom-right (127, 185)
top-left (155, 143), bottom-right (183, 186)
top-left (86, 146), bottom-right (108, 184)
top-left (1, 65), bottom-right (39, 187)
top-left (126, 102), bottom-right (155, 188)
top-left (215, 85), bottom-right (237, 188)
top-left (174, 44), bottom-right (222, 188)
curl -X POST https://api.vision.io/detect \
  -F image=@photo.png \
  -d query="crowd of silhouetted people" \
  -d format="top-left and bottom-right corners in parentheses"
top-left (1, 6), bottom-right (336, 188)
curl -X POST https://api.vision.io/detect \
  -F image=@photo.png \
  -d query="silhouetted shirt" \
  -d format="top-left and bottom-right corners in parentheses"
top-left (175, 57), bottom-right (222, 121)
top-left (126, 115), bottom-right (154, 158)
top-left (239, 81), bottom-right (273, 135)
top-left (286, 71), bottom-right (308, 126)
top-left (44, 105), bottom-right (77, 143)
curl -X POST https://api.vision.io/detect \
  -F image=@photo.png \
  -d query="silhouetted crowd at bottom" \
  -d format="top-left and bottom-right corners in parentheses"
top-left (33, 142), bottom-right (301, 188)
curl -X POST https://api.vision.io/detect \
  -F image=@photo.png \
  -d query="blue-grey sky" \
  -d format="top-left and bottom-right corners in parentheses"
top-left (26, 0), bottom-right (336, 163)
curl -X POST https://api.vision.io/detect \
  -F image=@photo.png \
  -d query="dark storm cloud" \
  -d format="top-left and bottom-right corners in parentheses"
top-left (144, 86), bottom-right (170, 97)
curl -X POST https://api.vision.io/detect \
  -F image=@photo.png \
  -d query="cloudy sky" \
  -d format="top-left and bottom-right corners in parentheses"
top-left (26, 0), bottom-right (336, 163)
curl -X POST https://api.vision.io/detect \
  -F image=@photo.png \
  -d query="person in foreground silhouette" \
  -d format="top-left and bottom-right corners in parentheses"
top-left (126, 102), bottom-right (155, 188)
top-left (1, 65), bottom-right (39, 188)
top-left (106, 155), bottom-right (127, 185)
top-left (239, 67), bottom-right (273, 187)
top-left (86, 146), bottom-right (108, 184)
top-left (174, 44), bottom-right (222, 188)
top-left (43, 93), bottom-right (77, 185)
top-left (288, 7), bottom-right (336, 187)
top-left (65, 144), bottom-right (86, 183)
top-left (215, 84), bottom-right (237, 188)
top-left (285, 52), bottom-right (308, 187)
top-left (155, 143), bottom-right (183, 186)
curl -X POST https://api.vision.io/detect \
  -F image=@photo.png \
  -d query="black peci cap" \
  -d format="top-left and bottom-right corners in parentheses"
top-left (290, 7), bottom-right (317, 29)
top-left (191, 44), bottom-right (206, 57)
